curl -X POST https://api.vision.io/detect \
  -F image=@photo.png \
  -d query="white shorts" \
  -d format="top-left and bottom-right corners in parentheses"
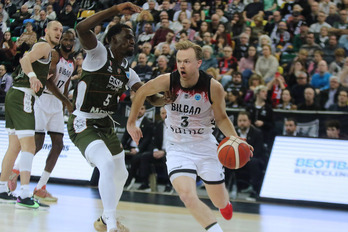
top-left (166, 140), bottom-right (225, 184)
top-left (34, 93), bottom-right (64, 134)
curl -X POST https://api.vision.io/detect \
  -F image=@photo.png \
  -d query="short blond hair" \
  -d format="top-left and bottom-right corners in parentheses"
top-left (175, 40), bottom-right (203, 60)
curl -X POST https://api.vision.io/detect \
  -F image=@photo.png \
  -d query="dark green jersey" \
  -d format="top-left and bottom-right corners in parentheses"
top-left (12, 38), bottom-right (51, 96)
top-left (75, 46), bottom-right (140, 115)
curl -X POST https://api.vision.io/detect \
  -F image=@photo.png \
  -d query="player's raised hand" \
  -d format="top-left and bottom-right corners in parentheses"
top-left (115, 2), bottom-right (142, 15)
top-left (127, 123), bottom-right (143, 145)
top-left (29, 76), bottom-right (43, 93)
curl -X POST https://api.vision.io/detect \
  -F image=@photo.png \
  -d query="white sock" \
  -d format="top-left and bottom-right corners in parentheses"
top-left (207, 223), bottom-right (223, 232)
top-left (37, 171), bottom-right (51, 189)
top-left (0, 181), bottom-right (8, 193)
top-left (103, 209), bottom-right (117, 232)
top-left (20, 185), bottom-right (31, 199)
top-left (112, 152), bottom-right (128, 206)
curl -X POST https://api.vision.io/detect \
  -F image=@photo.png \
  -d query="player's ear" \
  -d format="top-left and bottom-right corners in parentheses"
top-left (197, 59), bottom-right (202, 68)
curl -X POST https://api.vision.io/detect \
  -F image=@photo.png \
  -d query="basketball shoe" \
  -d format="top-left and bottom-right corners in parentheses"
top-left (0, 191), bottom-right (17, 203)
top-left (8, 169), bottom-right (20, 191)
top-left (94, 216), bottom-right (130, 232)
top-left (219, 202), bottom-right (233, 220)
top-left (33, 185), bottom-right (58, 202)
top-left (16, 196), bottom-right (50, 209)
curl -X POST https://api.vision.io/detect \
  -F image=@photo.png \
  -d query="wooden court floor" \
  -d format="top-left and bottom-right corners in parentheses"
top-left (0, 183), bottom-right (347, 232)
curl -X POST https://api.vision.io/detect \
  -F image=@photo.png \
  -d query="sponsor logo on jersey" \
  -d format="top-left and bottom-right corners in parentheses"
top-left (90, 106), bottom-right (114, 114)
top-left (125, 71), bottom-right (130, 79)
top-left (107, 66), bottom-right (113, 73)
top-left (106, 75), bottom-right (124, 91)
top-left (194, 94), bottom-right (201, 101)
top-left (171, 103), bottom-right (201, 115)
top-left (169, 125), bottom-right (204, 135)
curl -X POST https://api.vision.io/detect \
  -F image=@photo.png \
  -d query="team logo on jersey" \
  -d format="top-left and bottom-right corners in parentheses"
top-left (68, 63), bottom-right (73, 68)
top-left (194, 94), bottom-right (201, 101)
top-left (107, 66), bottom-right (113, 73)
top-left (125, 71), bottom-right (130, 79)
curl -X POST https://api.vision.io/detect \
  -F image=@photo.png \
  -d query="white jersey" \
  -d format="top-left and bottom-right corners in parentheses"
top-left (164, 70), bottom-right (217, 144)
top-left (35, 50), bottom-right (74, 114)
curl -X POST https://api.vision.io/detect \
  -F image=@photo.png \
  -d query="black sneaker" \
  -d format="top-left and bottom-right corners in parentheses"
top-left (164, 185), bottom-right (174, 194)
top-left (0, 191), bottom-right (17, 203)
top-left (137, 183), bottom-right (151, 191)
top-left (16, 197), bottom-right (40, 209)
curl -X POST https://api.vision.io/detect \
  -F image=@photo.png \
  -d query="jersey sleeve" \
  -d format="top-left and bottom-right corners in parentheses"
top-left (82, 41), bottom-right (108, 72)
top-left (127, 68), bottom-right (141, 89)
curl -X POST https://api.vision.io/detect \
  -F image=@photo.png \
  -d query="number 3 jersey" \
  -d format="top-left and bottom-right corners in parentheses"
top-left (164, 70), bottom-right (217, 143)
top-left (35, 49), bottom-right (74, 114)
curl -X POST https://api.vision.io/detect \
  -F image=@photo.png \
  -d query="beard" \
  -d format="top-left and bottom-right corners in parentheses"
top-left (61, 45), bottom-right (72, 53)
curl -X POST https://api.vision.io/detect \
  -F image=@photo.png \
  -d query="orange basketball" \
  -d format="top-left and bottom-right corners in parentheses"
top-left (217, 137), bottom-right (252, 169)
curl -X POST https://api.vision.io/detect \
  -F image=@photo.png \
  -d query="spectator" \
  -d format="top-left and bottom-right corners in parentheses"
top-left (151, 55), bottom-right (172, 79)
top-left (171, 11), bottom-right (186, 34)
top-left (212, 23), bottom-right (232, 48)
top-left (300, 32), bottom-right (321, 61)
top-left (146, 0), bottom-right (160, 23)
top-left (319, 76), bottom-right (342, 110)
top-left (239, 45), bottom-right (257, 74)
top-left (0, 31), bottom-right (17, 63)
top-left (4, 0), bottom-right (17, 19)
top-left (135, 10), bottom-right (155, 37)
top-left (264, 10), bottom-right (282, 36)
top-left (151, 18), bottom-right (172, 47)
top-left (270, 21), bottom-right (292, 54)
top-left (155, 11), bottom-right (172, 30)
top-left (0, 64), bottom-right (12, 103)
top-left (250, 14), bottom-right (266, 43)
top-left (329, 48), bottom-right (346, 76)
top-left (0, 13), bottom-right (7, 35)
top-left (255, 44), bottom-right (279, 84)
top-left (284, 118), bottom-right (298, 136)
top-left (123, 104), bottom-right (154, 191)
top-left (257, 34), bottom-right (273, 55)
top-left (287, 58), bottom-right (308, 89)
top-left (225, 89), bottom-right (244, 109)
top-left (277, 88), bottom-right (297, 110)
top-left (193, 21), bottom-right (210, 45)
top-left (323, 35), bottom-right (339, 64)
top-left (316, 26), bottom-right (329, 48)
top-left (225, 71), bottom-right (246, 97)
top-left (68, 51), bottom-right (84, 99)
top-left (339, 57), bottom-right (348, 88)
top-left (0, 3), bottom-right (9, 24)
top-left (297, 87), bottom-right (322, 110)
top-left (35, 10), bottom-right (50, 39)
top-left (191, 1), bottom-right (205, 21)
top-left (209, 14), bottom-right (220, 34)
top-left (131, 42), bottom-right (155, 68)
top-left (333, 9), bottom-right (348, 29)
top-left (57, 3), bottom-right (76, 31)
top-left (159, 0), bottom-right (174, 21)
top-left (16, 21), bottom-right (37, 56)
top-left (291, 71), bottom-right (311, 105)
top-left (267, 72), bottom-right (288, 108)
top-left (308, 50), bottom-right (324, 76)
top-left (292, 22), bottom-right (309, 52)
top-left (328, 89), bottom-right (348, 112)
top-left (154, 30), bottom-right (175, 56)
top-left (173, 0), bottom-right (191, 21)
top-left (174, 18), bottom-right (195, 42)
top-left (64, 0), bottom-right (80, 15)
top-left (226, 0), bottom-right (245, 20)
top-left (228, 12), bottom-right (246, 39)
top-left (137, 22), bottom-right (155, 49)
top-left (243, 0), bottom-right (264, 22)
top-left (246, 85), bottom-right (275, 149)
top-left (45, 5), bottom-right (56, 21)
top-left (133, 53), bottom-right (153, 83)
top-left (325, 120), bottom-right (345, 139)
top-left (305, 1), bottom-right (319, 26)
top-left (244, 73), bottom-right (264, 103)
top-left (287, 8), bottom-right (306, 37)
top-left (311, 60), bottom-right (331, 92)
top-left (325, 4), bottom-right (340, 26)
top-left (93, 24), bottom-right (104, 42)
top-left (234, 32), bottom-right (250, 60)
top-left (30, 4), bottom-right (41, 21)
top-left (309, 11), bottom-right (331, 34)
top-left (155, 42), bottom-right (175, 68)
top-left (235, 111), bottom-right (265, 196)
top-left (218, 45), bottom-right (238, 87)
top-left (10, 4), bottom-right (31, 36)
top-left (200, 45), bottom-right (218, 71)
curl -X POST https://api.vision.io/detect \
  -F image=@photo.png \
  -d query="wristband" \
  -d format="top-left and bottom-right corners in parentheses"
top-left (27, 72), bottom-right (37, 79)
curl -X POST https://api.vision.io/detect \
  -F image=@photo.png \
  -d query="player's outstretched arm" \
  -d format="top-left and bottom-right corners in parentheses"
top-left (76, 3), bottom-right (142, 50)
top-left (127, 74), bottom-right (170, 144)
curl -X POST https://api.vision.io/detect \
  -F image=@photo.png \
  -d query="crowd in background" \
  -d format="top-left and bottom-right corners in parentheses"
top-left (0, 0), bottom-right (348, 196)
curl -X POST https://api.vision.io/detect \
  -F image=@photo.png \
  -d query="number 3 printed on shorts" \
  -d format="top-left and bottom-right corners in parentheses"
top-left (103, 94), bottom-right (112, 106)
top-left (181, 116), bottom-right (189, 127)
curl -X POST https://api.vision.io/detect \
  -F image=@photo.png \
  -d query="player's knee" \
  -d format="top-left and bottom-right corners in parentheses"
top-left (178, 191), bottom-right (199, 208)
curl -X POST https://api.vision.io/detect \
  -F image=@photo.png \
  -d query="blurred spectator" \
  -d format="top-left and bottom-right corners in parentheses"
top-left (305, 1), bottom-right (319, 26)
top-left (244, 73), bottom-right (264, 103)
top-left (225, 71), bottom-right (246, 97)
top-left (200, 45), bottom-right (218, 71)
top-left (257, 34), bottom-right (272, 55)
top-left (0, 64), bottom-right (12, 103)
top-left (291, 71), bottom-right (311, 105)
top-left (264, 10), bottom-right (282, 36)
top-left (212, 23), bottom-right (232, 47)
top-left (155, 11), bottom-right (172, 30)
top-left (218, 45), bottom-right (238, 87)
top-left (297, 87), bottom-right (322, 110)
top-left (151, 18), bottom-right (172, 47)
top-left (325, 120), bottom-right (345, 139)
top-left (0, 3), bottom-right (9, 23)
top-left (235, 111), bottom-right (266, 196)
top-left (45, 0), bottom-right (61, 17)
top-left (10, 5), bottom-right (31, 36)
top-left (255, 44), bottom-right (279, 84)
top-left (284, 118), bottom-right (298, 136)
top-left (154, 30), bottom-right (175, 55)
top-left (226, 0), bottom-right (245, 20)
top-left (0, 13), bottom-right (7, 35)
top-left (173, 0), bottom-right (191, 21)
top-left (315, 26), bottom-right (329, 48)
top-left (68, 52), bottom-right (84, 99)
top-left (250, 14), bottom-right (266, 43)
top-left (234, 32), bottom-right (249, 60)
top-left (30, 4), bottom-right (41, 21)
top-left (154, 43), bottom-right (175, 68)
top-left (300, 32), bottom-right (321, 61)
top-left (35, 10), bottom-right (49, 40)
top-left (333, 9), bottom-right (348, 29)
top-left (277, 88), bottom-right (297, 110)
top-left (16, 21), bottom-right (37, 57)
top-left (328, 89), bottom-right (348, 112)
top-left (0, 31), bottom-right (17, 63)
top-left (159, 0), bottom-right (174, 21)
top-left (225, 89), bottom-right (244, 109)
top-left (131, 42), bottom-right (155, 68)
top-left (308, 50), bottom-right (324, 76)
top-left (135, 10), bottom-right (155, 37)
top-left (246, 85), bottom-right (274, 149)
top-left (193, 21), bottom-right (210, 45)
top-left (329, 48), bottom-right (346, 76)
top-left (323, 35), bottom-right (339, 64)
top-left (243, 0), bottom-right (264, 22)
top-left (133, 53), bottom-right (153, 83)
top-left (239, 45), bottom-right (257, 73)
top-left (267, 72), bottom-right (287, 108)
top-left (311, 60), bottom-right (331, 92)
top-left (146, 0), bottom-right (160, 22)
top-left (94, 24), bottom-right (104, 42)
top-left (206, 67), bottom-right (221, 81)
top-left (64, 0), bottom-right (80, 15)
top-left (228, 12), bottom-right (246, 39)
top-left (287, 9), bottom-right (306, 37)
top-left (325, 4), bottom-right (340, 26)
top-left (79, 0), bottom-right (99, 11)
top-left (287, 58), bottom-right (308, 88)
top-left (191, 1), bottom-right (205, 21)
top-left (309, 11), bottom-right (331, 34)
top-left (270, 21), bottom-right (292, 54)
top-left (57, 3), bottom-right (76, 31)
top-left (190, 10), bottom-right (202, 32)
top-left (137, 22), bottom-right (155, 49)
top-left (320, 0), bottom-right (335, 15)
top-left (171, 11), bottom-right (186, 34)
top-left (292, 22), bottom-right (309, 52)
top-left (4, 0), bottom-right (17, 19)
top-left (339, 57), bottom-right (348, 88)
top-left (151, 55), bottom-right (172, 78)
top-left (209, 14), bottom-right (220, 34)
top-left (319, 76), bottom-right (342, 110)
top-left (174, 18), bottom-right (195, 42)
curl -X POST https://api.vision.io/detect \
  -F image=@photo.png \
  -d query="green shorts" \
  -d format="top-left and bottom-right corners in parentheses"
top-left (67, 114), bottom-right (123, 157)
top-left (5, 88), bottom-right (35, 132)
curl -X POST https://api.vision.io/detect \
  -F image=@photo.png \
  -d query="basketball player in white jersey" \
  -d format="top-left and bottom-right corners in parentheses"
top-left (8, 31), bottom-right (75, 202)
top-left (127, 40), bottom-right (253, 232)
